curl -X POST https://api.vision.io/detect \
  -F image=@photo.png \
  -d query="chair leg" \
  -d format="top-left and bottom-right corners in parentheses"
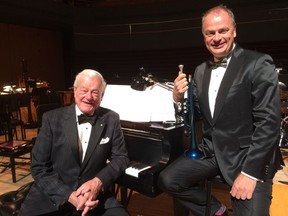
top-left (15, 128), bottom-right (18, 140)
top-left (21, 126), bottom-right (26, 140)
top-left (205, 179), bottom-right (212, 216)
top-left (10, 127), bottom-right (17, 140)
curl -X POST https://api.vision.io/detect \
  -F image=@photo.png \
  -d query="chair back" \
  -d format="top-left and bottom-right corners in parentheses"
top-left (0, 94), bottom-right (23, 140)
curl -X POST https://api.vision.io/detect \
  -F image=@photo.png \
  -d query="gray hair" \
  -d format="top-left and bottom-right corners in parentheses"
top-left (202, 5), bottom-right (236, 27)
top-left (73, 69), bottom-right (107, 93)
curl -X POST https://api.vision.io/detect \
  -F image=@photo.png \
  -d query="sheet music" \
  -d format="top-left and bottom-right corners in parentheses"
top-left (101, 84), bottom-right (176, 122)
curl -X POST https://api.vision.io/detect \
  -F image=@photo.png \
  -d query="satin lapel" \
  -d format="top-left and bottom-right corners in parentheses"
top-left (81, 118), bottom-right (106, 171)
top-left (213, 46), bottom-right (244, 123)
top-left (63, 105), bottom-right (81, 165)
top-left (200, 66), bottom-right (213, 124)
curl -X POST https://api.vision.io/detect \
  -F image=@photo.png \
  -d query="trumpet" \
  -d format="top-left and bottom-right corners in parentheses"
top-left (178, 64), bottom-right (203, 159)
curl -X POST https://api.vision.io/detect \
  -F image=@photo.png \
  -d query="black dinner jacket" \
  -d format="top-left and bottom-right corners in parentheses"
top-left (193, 44), bottom-right (282, 185)
top-left (19, 104), bottom-right (129, 216)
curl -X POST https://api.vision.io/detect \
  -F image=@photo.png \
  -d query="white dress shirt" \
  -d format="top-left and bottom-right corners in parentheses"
top-left (76, 105), bottom-right (92, 162)
top-left (208, 57), bottom-right (231, 117)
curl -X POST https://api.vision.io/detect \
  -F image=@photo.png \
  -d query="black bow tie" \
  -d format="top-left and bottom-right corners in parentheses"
top-left (208, 58), bottom-right (228, 69)
top-left (78, 114), bottom-right (96, 125)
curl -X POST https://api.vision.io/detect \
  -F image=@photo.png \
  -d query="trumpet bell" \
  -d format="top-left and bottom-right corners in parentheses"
top-left (184, 148), bottom-right (204, 159)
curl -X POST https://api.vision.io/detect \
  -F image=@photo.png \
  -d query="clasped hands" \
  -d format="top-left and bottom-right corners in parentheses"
top-left (68, 177), bottom-right (103, 216)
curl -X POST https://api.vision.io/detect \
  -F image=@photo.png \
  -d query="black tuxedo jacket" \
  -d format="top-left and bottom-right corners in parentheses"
top-left (19, 104), bottom-right (129, 215)
top-left (193, 44), bottom-right (282, 185)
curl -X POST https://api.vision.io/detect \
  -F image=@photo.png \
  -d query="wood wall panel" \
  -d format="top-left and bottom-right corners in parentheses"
top-left (75, 40), bottom-right (288, 86)
top-left (0, 23), bottom-right (65, 91)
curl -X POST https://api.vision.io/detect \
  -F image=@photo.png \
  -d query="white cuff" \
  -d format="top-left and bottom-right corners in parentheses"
top-left (241, 171), bottom-right (263, 182)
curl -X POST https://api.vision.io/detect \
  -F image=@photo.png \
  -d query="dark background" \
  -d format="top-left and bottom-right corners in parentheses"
top-left (0, 0), bottom-right (287, 90)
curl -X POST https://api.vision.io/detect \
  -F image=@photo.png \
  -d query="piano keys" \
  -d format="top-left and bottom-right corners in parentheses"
top-left (125, 162), bottom-right (151, 178)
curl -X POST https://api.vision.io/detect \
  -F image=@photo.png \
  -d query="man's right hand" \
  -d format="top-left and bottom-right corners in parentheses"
top-left (173, 72), bottom-right (189, 103)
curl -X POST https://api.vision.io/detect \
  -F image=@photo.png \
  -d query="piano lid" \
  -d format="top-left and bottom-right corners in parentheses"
top-left (101, 84), bottom-right (176, 123)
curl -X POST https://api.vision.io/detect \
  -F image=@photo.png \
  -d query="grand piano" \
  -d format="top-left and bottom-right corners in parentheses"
top-left (101, 84), bottom-right (184, 204)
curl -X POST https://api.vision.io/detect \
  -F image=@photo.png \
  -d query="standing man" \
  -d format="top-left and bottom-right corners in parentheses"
top-left (19, 69), bottom-right (129, 216)
top-left (158, 5), bottom-right (283, 216)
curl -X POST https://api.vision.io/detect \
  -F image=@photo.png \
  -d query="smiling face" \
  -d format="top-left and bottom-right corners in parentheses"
top-left (74, 73), bottom-right (104, 115)
top-left (202, 8), bottom-right (236, 62)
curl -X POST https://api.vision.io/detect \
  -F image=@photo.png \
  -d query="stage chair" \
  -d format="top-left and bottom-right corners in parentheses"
top-left (9, 102), bottom-right (25, 141)
top-left (19, 93), bottom-right (37, 140)
top-left (0, 114), bottom-right (11, 141)
top-left (0, 139), bottom-right (34, 183)
top-left (0, 112), bottom-right (21, 142)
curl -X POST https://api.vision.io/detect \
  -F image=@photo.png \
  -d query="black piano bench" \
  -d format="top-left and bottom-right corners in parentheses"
top-left (0, 181), bottom-right (33, 216)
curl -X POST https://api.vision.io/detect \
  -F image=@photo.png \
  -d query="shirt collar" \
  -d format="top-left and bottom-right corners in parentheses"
top-left (75, 105), bottom-right (82, 122)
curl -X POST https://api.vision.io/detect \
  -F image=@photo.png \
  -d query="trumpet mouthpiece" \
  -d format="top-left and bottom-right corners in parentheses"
top-left (178, 64), bottom-right (184, 73)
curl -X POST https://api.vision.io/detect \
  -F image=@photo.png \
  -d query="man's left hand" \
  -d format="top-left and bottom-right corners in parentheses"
top-left (76, 177), bottom-right (103, 201)
top-left (230, 173), bottom-right (257, 200)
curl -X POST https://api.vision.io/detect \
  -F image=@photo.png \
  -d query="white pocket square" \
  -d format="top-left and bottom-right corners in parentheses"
top-left (100, 137), bottom-right (110, 144)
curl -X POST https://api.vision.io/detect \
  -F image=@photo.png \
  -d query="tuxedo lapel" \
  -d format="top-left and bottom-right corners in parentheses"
top-left (200, 66), bottom-right (213, 124)
top-left (63, 105), bottom-right (81, 165)
top-left (213, 46), bottom-right (244, 122)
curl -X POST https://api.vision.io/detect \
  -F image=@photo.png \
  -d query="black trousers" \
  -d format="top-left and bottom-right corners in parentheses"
top-left (38, 202), bottom-right (130, 216)
top-left (158, 155), bottom-right (273, 216)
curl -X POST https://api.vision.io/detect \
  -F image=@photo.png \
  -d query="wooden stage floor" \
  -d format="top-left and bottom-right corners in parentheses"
top-left (1, 127), bottom-right (288, 216)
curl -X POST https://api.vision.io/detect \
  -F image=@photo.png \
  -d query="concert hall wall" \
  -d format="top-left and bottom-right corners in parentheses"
top-left (0, 23), bottom-right (66, 91)
top-left (0, 0), bottom-right (287, 89)
top-left (72, 0), bottom-right (288, 84)
top-left (72, 0), bottom-right (288, 85)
